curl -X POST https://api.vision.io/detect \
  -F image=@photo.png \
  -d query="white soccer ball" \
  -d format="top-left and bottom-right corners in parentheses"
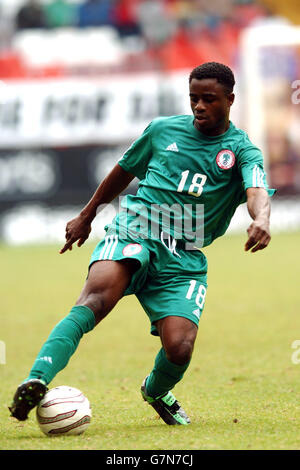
top-left (36, 386), bottom-right (91, 436)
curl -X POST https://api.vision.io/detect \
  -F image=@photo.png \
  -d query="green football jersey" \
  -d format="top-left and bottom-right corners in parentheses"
top-left (117, 115), bottom-right (274, 248)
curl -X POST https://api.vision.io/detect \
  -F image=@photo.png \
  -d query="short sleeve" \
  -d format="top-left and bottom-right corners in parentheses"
top-left (237, 142), bottom-right (275, 197)
top-left (118, 122), bottom-right (153, 180)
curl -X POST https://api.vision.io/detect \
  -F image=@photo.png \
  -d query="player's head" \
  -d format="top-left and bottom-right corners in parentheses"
top-left (189, 62), bottom-right (235, 135)
top-left (189, 62), bottom-right (235, 94)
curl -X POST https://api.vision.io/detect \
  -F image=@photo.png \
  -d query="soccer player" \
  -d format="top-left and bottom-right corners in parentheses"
top-left (9, 62), bottom-right (274, 425)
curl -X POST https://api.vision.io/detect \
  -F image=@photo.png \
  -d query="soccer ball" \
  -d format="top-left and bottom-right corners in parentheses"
top-left (36, 386), bottom-right (91, 436)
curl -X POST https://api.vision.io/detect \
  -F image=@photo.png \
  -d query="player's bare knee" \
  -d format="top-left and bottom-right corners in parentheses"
top-left (165, 339), bottom-right (194, 365)
top-left (76, 292), bottom-right (106, 324)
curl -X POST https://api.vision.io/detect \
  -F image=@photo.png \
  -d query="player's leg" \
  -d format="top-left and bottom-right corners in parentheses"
top-left (138, 253), bottom-right (207, 425)
top-left (75, 258), bottom-right (139, 325)
top-left (27, 259), bottom-right (137, 384)
top-left (9, 259), bottom-right (137, 421)
top-left (146, 316), bottom-right (197, 396)
top-left (155, 315), bottom-right (198, 365)
top-left (141, 316), bottom-right (197, 425)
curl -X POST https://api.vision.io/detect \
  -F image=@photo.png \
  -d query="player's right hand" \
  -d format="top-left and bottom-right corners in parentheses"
top-left (59, 215), bottom-right (92, 254)
top-left (244, 218), bottom-right (271, 253)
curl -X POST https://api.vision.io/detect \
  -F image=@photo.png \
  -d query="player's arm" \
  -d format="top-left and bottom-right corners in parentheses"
top-left (244, 187), bottom-right (271, 253)
top-left (60, 163), bottom-right (135, 254)
top-left (60, 120), bottom-right (154, 254)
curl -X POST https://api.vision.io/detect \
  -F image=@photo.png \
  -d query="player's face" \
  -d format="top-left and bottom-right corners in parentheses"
top-left (189, 78), bottom-right (234, 136)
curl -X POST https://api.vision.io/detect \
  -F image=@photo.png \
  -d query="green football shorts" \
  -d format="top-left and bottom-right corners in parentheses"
top-left (90, 227), bottom-right (208, 336)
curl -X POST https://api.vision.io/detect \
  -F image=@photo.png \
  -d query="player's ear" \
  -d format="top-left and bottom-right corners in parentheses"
top-left (228, 92), bottom-right (235, 107)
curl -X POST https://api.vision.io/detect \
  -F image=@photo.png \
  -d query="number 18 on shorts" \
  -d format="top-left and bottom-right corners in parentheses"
top-left (137, 274), bottom-right (207, 335)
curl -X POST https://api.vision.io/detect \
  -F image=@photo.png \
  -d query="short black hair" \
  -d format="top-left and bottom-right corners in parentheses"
top-left (189, 62), bottom-right (235, 94)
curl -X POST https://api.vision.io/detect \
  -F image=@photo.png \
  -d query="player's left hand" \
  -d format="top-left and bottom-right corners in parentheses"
top-left (245, 219), bottom-right (271, 253)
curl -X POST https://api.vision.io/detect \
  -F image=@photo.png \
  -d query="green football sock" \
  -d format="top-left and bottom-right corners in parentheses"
top-left (146, 348), bottom-right (190, 398)
top-left (25, 305), bottom-right (95, 385)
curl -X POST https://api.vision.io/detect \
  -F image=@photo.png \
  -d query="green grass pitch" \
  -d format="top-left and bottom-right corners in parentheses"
top-left (1, 231), bottom-right (300, 450)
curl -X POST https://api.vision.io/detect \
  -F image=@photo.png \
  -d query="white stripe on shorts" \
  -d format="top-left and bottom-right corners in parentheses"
top-left (98, 235), bottom-right (110, 260)
top-left (99, 235), bottom-right (119, 260)
top-left (108, 235), bottom-right (118, 260)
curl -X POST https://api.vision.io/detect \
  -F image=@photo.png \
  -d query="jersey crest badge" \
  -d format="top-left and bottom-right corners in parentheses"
top-left (122, 243), bottom-right (142, 257)
top-left (216, 150), bottom-right (235, 169)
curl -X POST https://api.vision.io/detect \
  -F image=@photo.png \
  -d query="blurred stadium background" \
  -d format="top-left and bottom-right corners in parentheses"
top-left (0, 0), bottom-right (300, 245)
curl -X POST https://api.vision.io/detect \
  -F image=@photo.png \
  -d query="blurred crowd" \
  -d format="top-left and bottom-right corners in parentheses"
top-left (14, 0), bottom-right (267, 35)
top-left (14, 0), bottom-right (269, 38)
top-left (0, 0), bottom-right (272, 75)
